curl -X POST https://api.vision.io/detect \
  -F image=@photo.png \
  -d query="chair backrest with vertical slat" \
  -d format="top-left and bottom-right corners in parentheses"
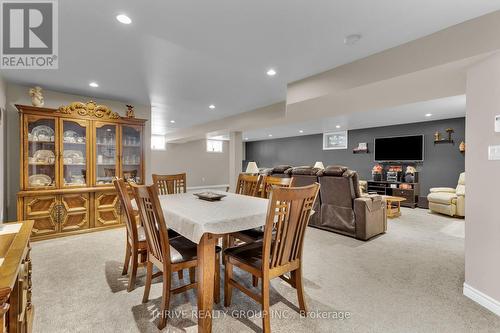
top-left (132, 183), bottom-right (171, 265)
top-left (114, 178), bottom-right (138, 245)
top-left (153, 173), bottom-right (187, 195)
top-left (262, 184), bottom-right (320, 270)
top-left (235, 173), bottom-right (261, 197)
top-left (261, 176), bottom-right (292, 198)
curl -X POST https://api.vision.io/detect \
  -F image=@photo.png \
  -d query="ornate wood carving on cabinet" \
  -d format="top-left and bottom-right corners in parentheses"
top-left (16, 102), bottom-right (147, 241)
top-left (23, 196), bottom-right (58, 237)
top-left (94, 191), bottom-right (121, 228)
top-left (60, 193), bottom-right (89, 232)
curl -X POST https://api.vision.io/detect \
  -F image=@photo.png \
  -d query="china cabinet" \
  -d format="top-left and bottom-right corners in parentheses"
top-left (16, 101), bottom-right (147, 240)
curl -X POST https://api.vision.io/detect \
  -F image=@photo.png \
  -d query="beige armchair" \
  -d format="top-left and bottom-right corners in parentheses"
top-left (427, 172), bottom-right (465, 217)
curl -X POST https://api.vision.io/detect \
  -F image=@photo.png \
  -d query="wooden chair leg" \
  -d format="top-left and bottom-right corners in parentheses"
top-left (214, 254), bottom-right (220, 304)
top-left (222, 235), bottom-right (229, 264)
top-left (261, 278), bottom-right (271, 333)
top-left (224, 260), bottom-right (233, 307)
top-left (252, 275), bottom-right (258, 287)
top-left (227, 235), bottom-right (235, 248)
top-left (158, 270), bottom-right (171, 330)
top-left (189, 267), bottom-right (196, 283)
top-left (128, 250), bottom-right (138, 292)
top-left (293, 266), bottom-right (307, 314)
top-left (140, 250), bottom-right (147, 263)
top-left (142, 261), bottom-right (153, 303)
top-left (122, 242), bottom-right (131, 275)
top-left (178, 269), bottom-right (184, 280)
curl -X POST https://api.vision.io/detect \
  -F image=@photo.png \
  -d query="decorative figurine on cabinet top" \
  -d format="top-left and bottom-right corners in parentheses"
top-left (126, 104), bottom-right (135, 118)
top-left (29, 86), bottom-right (44, 107)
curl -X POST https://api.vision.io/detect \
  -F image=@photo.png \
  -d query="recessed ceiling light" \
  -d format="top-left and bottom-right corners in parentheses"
top-left (89, 82), bottom-right (99, 88)
top-left (299, 130), bottom-right (304, 133)
top-left (244, 138), bottom-right (249, 140)
top-left (268, 134), bottom-right (273, 137)
top-left (266, 69), bottom-right (277, 76)
top-left (170, 120), bottom-right (175, 124)
top-left (209, 104), bottom-right (215, 109)
top-left (425, 113), bottom-right (432, 117)
top-left (344, 34), bottom-right (362, 46)
top-left (336, 125), bottom-right (341, 129)
top-left (116, 14), bottom-right (132, 24)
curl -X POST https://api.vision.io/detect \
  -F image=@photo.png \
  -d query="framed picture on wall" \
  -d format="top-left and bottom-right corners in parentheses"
top-left (323, 131), bottom-right (348, 150)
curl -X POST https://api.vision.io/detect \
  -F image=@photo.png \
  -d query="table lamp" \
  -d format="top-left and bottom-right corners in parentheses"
top-left (314, 161), bottom-right (325, 169)
top-left (245, 161), bottom-right (259, 174)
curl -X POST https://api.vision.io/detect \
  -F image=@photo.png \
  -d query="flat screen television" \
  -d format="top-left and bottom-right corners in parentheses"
top-left (374, 135), bottom-right (424, 162)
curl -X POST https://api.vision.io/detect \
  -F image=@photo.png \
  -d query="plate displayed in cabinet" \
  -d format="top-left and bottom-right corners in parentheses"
top-left (63, 130), bottom-right (78, 142)
top-left (28, 174), bottom-right (52, 186)
top-left (31, 125), bottom-right (54, 139)
top-left (33, 150), bottom-right (55, 163)
top-left (63, 150), bottom-right (84, 164)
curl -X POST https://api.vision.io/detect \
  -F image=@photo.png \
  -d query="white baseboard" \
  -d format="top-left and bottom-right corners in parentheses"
top-left (187, 184), bottom-right (229, 191)
top-left (463, 283), bottom-right (500, 316)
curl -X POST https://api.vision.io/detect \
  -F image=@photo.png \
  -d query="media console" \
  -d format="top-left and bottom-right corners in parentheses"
top-left (367, 180), bottom-right (419, 208)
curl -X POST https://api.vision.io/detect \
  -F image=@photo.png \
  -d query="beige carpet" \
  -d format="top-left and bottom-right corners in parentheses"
top-left (30, 208), bottom-right (500, 332)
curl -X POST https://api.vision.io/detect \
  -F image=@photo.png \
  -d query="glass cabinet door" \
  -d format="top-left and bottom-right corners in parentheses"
top-left (121, 125), bottom-right (143, 184)
top-left (61, 119), bottom-right (88, 187)
top-left (25, 116), bottom-right (58, 189)
top-left (95, 123), bottom-right (118, 185)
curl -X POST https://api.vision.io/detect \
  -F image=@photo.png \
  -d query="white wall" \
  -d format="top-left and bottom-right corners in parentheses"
top-left (0, 76), bottom-right (6, 221)
top-left (3, 83), bottom-right (151, 220)
top-left (464, 52), bottom-right (500, 315)
top-left (150, 139), bottom-right (229, 187)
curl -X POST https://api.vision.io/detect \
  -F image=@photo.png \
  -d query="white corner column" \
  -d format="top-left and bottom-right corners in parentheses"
top-left (228, 131), bottom-right (243, 192)
top-left (463, 52), bottom-right (500, 316)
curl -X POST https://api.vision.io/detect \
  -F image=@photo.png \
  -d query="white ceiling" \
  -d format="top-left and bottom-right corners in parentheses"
top-left (1, 1), bottom-right (498, 135)
top-left (242, 95), bottom-right (466, 141)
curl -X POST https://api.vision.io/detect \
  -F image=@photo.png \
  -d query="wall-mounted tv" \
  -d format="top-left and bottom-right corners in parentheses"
top-left (374, 135), bottom-right (424, 162)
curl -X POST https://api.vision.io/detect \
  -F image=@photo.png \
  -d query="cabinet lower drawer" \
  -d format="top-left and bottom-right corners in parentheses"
top-left (392, 189), bottom-right (416, 203)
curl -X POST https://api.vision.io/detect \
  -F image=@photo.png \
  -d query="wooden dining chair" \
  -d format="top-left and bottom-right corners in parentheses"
top-left (132, 183), bottom-right (221, 330)
top-left (114, 178), bottom-right (147, 292)
top-left (152, 173), bottom-right (188, 278)
top-left (235, 173), bottom-right (261, 196)
top-left (224, 183), bottom-right (320, 333)
top-left (225, 174), bottom-right (263, 257)
top-left (152, 173), bottom-right (187, 195)
top-left (231, 176), bottom-right (292, 246)
top-left (260, 176), bottom-right (292, 198)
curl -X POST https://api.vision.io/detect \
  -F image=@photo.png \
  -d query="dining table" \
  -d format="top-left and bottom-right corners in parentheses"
top-left (143, 190), bottom-right (269, 333)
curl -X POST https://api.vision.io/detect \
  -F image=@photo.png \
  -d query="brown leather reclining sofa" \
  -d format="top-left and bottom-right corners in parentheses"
top-left (263, 164), bottom-right (386, 240)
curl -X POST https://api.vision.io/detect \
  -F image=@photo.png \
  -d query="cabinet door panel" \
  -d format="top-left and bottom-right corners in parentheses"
top-left (60, 193), bottom-right (89, 232)
top-left (24, 196), bottom-right (58, 236)
top-left (24, 115), bottom-right (59, 190)
top-left (60, 119), bottom-right (90, 188)
top-left (121, 125), bottom-right (143, 184)
top-left (95, 191), bottom-right (121, 227)
top-left (94, 122), bottom-right (119, 186)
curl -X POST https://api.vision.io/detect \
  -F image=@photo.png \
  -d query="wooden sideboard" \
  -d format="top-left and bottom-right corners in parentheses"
top-left (16, 102), bottom-right (147, 240)
top-left (0, 220), bottom-right (34, 333)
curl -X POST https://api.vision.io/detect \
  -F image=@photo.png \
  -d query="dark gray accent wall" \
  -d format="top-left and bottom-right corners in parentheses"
top-left (245, 117), bottom-right (465, 197)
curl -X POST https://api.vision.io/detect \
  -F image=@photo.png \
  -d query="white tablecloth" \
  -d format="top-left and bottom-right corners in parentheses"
top-left (135, 191), bottom-right (269, 243)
